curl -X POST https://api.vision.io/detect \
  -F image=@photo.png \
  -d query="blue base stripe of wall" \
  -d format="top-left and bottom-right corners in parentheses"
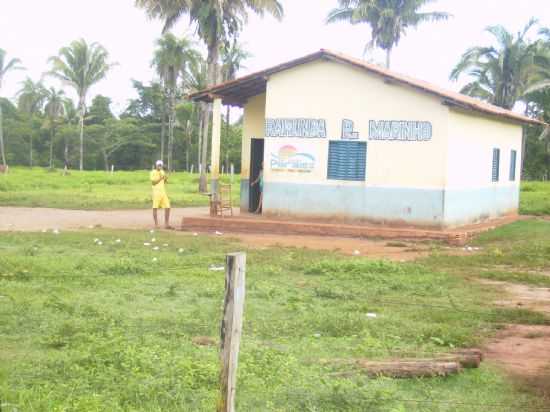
top-left (261, 182), bottom-right (519, 228)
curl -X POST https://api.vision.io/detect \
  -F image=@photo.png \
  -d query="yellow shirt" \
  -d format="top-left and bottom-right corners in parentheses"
top-left (150, 169), bottom-right (167, 196)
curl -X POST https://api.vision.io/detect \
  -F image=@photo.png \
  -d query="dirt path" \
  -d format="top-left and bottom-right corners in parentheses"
top-left (0, 206), bottom-right (207, 231)
top-left (479, 279), bottom-right (550, 401)
top-left (0, 207), bottom-right (451, 261)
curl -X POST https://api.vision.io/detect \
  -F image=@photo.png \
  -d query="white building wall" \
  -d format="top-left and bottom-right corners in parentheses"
top-left (444, 109), bottom-right (523, 225)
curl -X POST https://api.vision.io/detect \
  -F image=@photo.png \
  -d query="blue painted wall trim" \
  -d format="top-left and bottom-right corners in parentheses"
top-left (262, 182), bottom-right (519, 227)
top-left (263, 182), bottom-right (445, 227)
top-left (443, 186), bottom-right (519, 227)
top-left (240, 179), bottom-right (250, 212)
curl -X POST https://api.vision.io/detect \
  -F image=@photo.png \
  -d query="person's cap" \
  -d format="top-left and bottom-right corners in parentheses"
top-left (155, 160), bottom-right (163, 167)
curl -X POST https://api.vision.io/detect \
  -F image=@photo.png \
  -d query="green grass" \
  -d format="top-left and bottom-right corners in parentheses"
top-left (520, 181), bottom-right (550, 215)
top-left (0, 228), bottom-right (547, 411)
top-left (0, 167), bottom-right (240, 209)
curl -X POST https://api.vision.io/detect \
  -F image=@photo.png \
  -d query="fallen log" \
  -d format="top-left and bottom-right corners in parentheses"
top-left (331, 360), bottom-right (462, 379)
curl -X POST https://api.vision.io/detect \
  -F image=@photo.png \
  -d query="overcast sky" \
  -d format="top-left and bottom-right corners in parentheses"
top-left (1, 0), bottom-right (549, 115)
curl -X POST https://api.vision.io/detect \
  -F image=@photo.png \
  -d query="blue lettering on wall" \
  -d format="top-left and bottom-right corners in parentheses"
top-left (368, 120), bottom-right (432, 141)
top-left (265, 118), bottom-right (327, 138)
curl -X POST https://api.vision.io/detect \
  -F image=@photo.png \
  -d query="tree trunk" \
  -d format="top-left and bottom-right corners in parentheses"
top-left (160, 87), bottom-right (167, 162)
top-left (103, 148), bottom-right (109, 172)
top-left (79, 97), bottom-right (85, 171)
top-left (49, 127), bottom-right (55, 169)
top-left (199, 103), bottom-right (210, 192)
top-left (199, 40), bottom-right (220, 192)
top-left (30, 134), bottom-right (33, 168)
top-left (197, 107), bottom-right (204, 175)
top-left (385, 48), bottom-right (392, 69)
top-left (167, 88), bottom-right (175, 172)
top-left (0, 103), bottom-right (6, 167)
top-left (64, 137), bottom-right (69, 168)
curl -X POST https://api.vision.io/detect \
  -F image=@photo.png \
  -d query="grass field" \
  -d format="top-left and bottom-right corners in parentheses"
top-left (1, 221), bottom-right (549, 411)
top-left (519, 181), bottom-right (550, 215)
top-left (1, 167), bottom-right (549, 214)
top-left (0, 168), bottom-right (239, 209)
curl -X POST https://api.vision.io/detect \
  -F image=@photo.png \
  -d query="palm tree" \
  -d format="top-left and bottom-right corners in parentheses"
top-left (221, 39), bottom-right (250, 171)
top-left (327, 0), bottom-right (450, 68)
top-left (47, 39), bottom-right (115, 170)
top-left (0, 49), bottom-right (24, 167)
top-left (17, 78), bottom-right (47, 167)
top-left (136, 0), bottom-right (283, 191)
top-left (450, 19), bottom-right (550, 110)
top-left (152, 33), bottom-right (198, 171)
top-left (43, 88), bottom-right (66, 169)
top-left (62, 99), bottom-right (78, 169)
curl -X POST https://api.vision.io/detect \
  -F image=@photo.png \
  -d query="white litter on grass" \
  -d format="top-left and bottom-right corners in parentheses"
top-left (151, 238), bottom-right (156, 242)
top-left (352, 250), bottom-right (361, 256)
top-left (193, 232), bottom-right (198, 237)
top-left (53, 229), bottom-right (60, 234)
top-left (153, 246), bottom-right (160, 251)
top-left (152, 257), bottom-right (158, 262)
top-left (88, 225), bottom-right (94, 229)
top-left (467, 246), bottom-right (474, 252)
top-left (178, 248), bottom-right (184, 253)
top-left (366, 313), bottom-right (378, 318)
top-left (163, 243), bottom-right (169, 247)
top-left (97, 241), bottom-right (103, 246)
top-left (209, 265), bottom-right (225, 271)
top-left (215, 231), bottom-right (223, 236)
top-left (313, 333), bottom-right (321, 338)
top-left (150, 229), bottom-right (155, 234)
top-left (41, 229), bottom-right (47, 233)
top-left (144, 242), bottom-right (151, 246)
top-left (115, 239), bottom-right (121, 243)
top-left (93, 238), bottom-right (100, 243)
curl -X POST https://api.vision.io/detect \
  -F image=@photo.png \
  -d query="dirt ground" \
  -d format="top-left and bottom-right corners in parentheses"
top-left (479, 279), bottom-right (550, 401)
top-left (0, 207), bottom-right (452, 261)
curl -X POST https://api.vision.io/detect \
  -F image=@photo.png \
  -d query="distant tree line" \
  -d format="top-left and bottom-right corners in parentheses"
top-left (0, 36), bottom-right (247, 174)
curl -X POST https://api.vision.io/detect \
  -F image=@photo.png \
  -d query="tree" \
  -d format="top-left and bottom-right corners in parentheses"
top-left (61, 99), bottom-right (79, 168)
top-left (152, 33), bottom-right (198, 170)
top-left (0, 48), bottom-right (24, 167)
top-left (43, 88), bottom-right (66, 169)
top-left (88, 118), bottom-right (155, 171)
top-left (47, 39), bottom-right (115, 170)
top-left (87, 95), bottom-right (114, 126)
top-left (221, 39), bottom-right (250, 171)
top-left (136, 0), bottom-right (283, 190)
top-left (17, 78), bottom-right (47, 167)
top-left (327, 0), bottom-right (450, 68)
top-left (450, 19), bottom-right (550, 110)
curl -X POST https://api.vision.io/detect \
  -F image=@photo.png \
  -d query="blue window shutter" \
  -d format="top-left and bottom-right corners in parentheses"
top-left (509, 150), bottom-right (517, 181)
top-left (492, 148), bottom-right (500, 182)
top-left (327, 141), bottom-right (367, 181)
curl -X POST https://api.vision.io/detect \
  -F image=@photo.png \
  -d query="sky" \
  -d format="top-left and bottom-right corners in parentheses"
top-left (1, 0), bottom-right (549, 115)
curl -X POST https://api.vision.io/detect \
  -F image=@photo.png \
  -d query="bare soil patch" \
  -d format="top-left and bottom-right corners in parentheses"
top-left (478, 279), bottom-right (550, 315)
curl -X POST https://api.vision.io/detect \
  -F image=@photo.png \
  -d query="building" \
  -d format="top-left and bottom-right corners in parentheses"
top-left (190, 50), bottom-right (544, 228)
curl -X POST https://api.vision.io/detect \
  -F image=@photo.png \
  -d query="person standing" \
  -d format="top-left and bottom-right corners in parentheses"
top-left (150, 160), bottom-right (173, 229)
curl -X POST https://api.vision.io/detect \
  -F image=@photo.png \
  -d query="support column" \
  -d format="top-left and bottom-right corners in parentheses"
top-left (211, 98), bottom-right (222, 197)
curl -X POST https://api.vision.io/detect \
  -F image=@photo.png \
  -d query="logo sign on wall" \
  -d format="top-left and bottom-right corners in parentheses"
top-left (265, 118), bottom-right (327, 138)
top-left (270, 144), bottom-right (316, 173)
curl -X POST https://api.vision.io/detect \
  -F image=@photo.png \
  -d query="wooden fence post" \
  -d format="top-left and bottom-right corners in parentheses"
top-left (217, 252), bottom-right (246, 412)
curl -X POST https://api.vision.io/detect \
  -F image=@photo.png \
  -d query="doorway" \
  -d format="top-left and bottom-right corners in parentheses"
top-left (249, 138), bottom-right (264, 213)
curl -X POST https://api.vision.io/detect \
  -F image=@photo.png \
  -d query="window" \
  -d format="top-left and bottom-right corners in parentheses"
top-left (492, 148), bottom-right (500, 182)
top-left (327, 141), bottom-right (367, 181)
top-left (510, 150), bottom-right (517, 181)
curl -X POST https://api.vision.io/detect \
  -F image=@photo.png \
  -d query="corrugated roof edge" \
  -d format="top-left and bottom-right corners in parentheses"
top-left (188, 49), bottom-right (546, 127)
